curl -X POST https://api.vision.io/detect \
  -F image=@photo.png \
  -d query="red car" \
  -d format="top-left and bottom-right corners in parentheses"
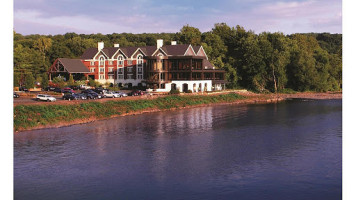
top-left (129, 90), bottom-right (144, 96)
top-left (63, 87), bottom-right (74, 93)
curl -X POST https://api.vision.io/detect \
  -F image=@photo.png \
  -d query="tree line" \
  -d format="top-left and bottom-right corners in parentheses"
top-left (13, 23), bottom-right (342, 92)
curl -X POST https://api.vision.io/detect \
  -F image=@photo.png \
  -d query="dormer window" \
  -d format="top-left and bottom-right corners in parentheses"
top-left (118, 55), bottom-right (124, 66)
top-left (99, 56), bottom-right (105, 66)
top-left (137, 55), bottom-right (143, 65)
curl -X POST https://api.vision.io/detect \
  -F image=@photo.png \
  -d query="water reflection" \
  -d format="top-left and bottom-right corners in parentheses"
top-left (14, 100), bottom-right (342, 200)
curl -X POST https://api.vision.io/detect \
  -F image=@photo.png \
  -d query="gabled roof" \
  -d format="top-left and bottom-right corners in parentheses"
top-left (80, 44), bottom-right (207, 59)
top-left (161, 44), bottom-right (190, 56)
top-left (192, 46), bottom-right (201, 54)
top-left (202, 59), bottom-right (215, 70)
top-left (119, 46), bottom-right (141, 58)
top-left (139, 46), bottom-right (157, 56)
top-left (58, 58), bottom-right (90, 73)
top-left (103, 47), bottom-right (120, 58)
top-left (81, 48), bottom-right (98, 59)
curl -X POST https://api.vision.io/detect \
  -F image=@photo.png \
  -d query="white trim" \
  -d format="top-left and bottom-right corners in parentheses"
top-left (117, 55), bottom-right (124, 67)
top-left (136, 54), bottom-right (144, 79)
top-left (197, 46), bottom-right (208, 60)
top-left (183, 45), bottom-right (197, 56)
top-left (131, 48), bottom-right (146, 58)
top-left (152, 47), bottom-right (168, 56)
top-left (93, 50), bottom-right (109, 60)
top-left (112, 49), bottom-right (128, 59)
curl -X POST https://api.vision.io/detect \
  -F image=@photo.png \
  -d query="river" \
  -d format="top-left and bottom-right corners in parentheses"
top-left (14, 99), bottom-right (342, 200)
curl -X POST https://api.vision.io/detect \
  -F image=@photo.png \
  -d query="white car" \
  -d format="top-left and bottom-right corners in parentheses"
top-left (115, 91), bottom-right (128, 97)
top-left (36, 94), bottom-right (56, 102)
top-left (104, 92), bottom-right (121, 98)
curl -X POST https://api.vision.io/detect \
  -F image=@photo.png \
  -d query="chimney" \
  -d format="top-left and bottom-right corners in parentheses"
top-left (114, 44), bottom-right (120, 47)
top-left (98, 41), bottom-right (104, 51)
top-left (157, 39), bottom-right (163, 49)
top-left (171, 41), bottom-right (177, 45)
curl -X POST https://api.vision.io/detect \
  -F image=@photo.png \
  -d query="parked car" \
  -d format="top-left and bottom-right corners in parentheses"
top-left (114, 91), bottom-right (128, 97)
top-left (76, 93), bottom-right (87, 100)
top-left (79, 85), bottom-right (92, 90)
top-left (62, 93), bottom-right (80, 100)
top-left (104, 91), bottom-right (121, 98)
top-left (81, 90), bottom-right (99, 99)
top-left (69, 85), bottom-right (79, 90)
top-left (82, 93), bottom-right (96, 99)
top-left (44, 86), bottom-right (56, 91)
top-left (129, 90), bottom-right (144, 96)
top-left (63, 87), bottom-right (74, 93)
top-left (54, 88), bottom-right (62, 93)
top-left (19, 86), bottom-right (28, 92)
top-left (36, 94), bottom-right (56, 102)
top-left (94, 89), bottom-right (108, 95)
top-left (14, 92), bottom-right (20, 98)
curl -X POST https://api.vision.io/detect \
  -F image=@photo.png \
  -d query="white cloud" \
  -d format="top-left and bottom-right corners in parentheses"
top-left (14, 9), bottom-right (135, 34)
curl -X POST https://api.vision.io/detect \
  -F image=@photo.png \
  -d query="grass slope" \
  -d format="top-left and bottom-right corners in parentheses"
top-left (14, 93), bottom-right (245, 131)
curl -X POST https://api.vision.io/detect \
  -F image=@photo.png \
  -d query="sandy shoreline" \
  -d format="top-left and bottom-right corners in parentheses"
top-left (14, 91), bottom-right (341, 132)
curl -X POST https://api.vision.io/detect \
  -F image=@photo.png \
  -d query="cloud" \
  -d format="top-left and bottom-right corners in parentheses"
top-left (14, 9), bottom-right (133, 34)
top-left (13, 0), bottom-right (342, 35)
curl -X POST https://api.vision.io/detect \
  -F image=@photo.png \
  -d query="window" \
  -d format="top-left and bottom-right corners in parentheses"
top-left (109, 61), bottom-right (113, 65)
top-left (160, 84), bottom-right (165, 89)
top-left (108, 74), bottom-right (114, 79)
top-left (100, 67), bottom-right (104, 72)
top-left (108, 67), bottom-right (113, 72)
top-left (118, 67), bottom-right (123, 74)
top-left (99, 75), bottom-right (105, 79)
top-left (90, 68), bottom-right (95, 73)
top-left (90, 61), bottom-right (95, 66)
top-left (127, 67), bottom-right (133, 73)
top-left (137, 67), bottom-right (142, 73)
top-left (137, 55), bottom-right (143, 65)
top-left (118, 75), bottom-right (124, 79)
top-left (138, 74), bottom-right (143, 79)
top-left (127, 60), bottom-right (132, 65)
top-left (118, 55), bottom-right (124, 66)
top-left (99, 56), bottom-right (105, 66)
top-left (127, 74), bottom-right (133, 79)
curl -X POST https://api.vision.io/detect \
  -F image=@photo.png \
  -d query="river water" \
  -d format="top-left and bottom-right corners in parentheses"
top-left (14, 99), bottom-right (342, 200)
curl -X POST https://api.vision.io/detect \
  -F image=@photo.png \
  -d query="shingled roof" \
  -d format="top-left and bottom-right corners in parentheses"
top-left (81, 48), bottom-right (98, 59)
top-left (80, 44), bottom-right (203, 59)
top-left (58, 58), bottom-right (90, 73)
top-left (192, 46), bottom-right (201, 54)
top-left (202, 59), bottom-right (215, 70)
top-left (161, 44), bottom-right (191, 56)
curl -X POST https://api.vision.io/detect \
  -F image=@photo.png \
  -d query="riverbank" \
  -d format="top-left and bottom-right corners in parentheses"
top-left (13, 91), bottom-right (341, 132)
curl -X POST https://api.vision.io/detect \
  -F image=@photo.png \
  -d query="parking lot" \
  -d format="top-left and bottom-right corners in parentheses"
top-left (13, 90), bottom-right (159, 106)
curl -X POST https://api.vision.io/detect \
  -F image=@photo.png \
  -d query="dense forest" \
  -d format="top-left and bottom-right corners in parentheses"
top-left (13, 23), bottom-right (342, 92)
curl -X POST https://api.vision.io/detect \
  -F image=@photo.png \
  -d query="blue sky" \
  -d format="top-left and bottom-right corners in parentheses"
top-left (14, 0), bottom-right (342, 35)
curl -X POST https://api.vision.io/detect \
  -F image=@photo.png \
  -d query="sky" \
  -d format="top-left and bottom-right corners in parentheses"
top-left (13, 0), bottom-right (342, 35)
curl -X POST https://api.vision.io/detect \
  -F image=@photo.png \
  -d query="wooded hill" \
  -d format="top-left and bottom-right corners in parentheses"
top-left (14, 23), bottom-right (342, 92)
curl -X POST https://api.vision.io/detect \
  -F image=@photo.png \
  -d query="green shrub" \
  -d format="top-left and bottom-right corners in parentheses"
top-left (169, 89), bottom-right (180, 95)
top-left (186, 90), bottom-right (193, 93)
top-left (279, 88), bottom-right (297, 94)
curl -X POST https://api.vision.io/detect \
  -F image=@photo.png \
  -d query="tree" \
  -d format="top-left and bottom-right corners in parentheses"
top-left (41, 73), bottom-right (49, 88)
top-left (24, 74), bottom-right (35, 88)
top-left (178, 25), bottom-right (202, 45)
top-left (68, 74), bottom-right (75, 86)
top-left (14, 73), bottom-right (21, 87)
top-left (52, 76), bottom-right (66, 88)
